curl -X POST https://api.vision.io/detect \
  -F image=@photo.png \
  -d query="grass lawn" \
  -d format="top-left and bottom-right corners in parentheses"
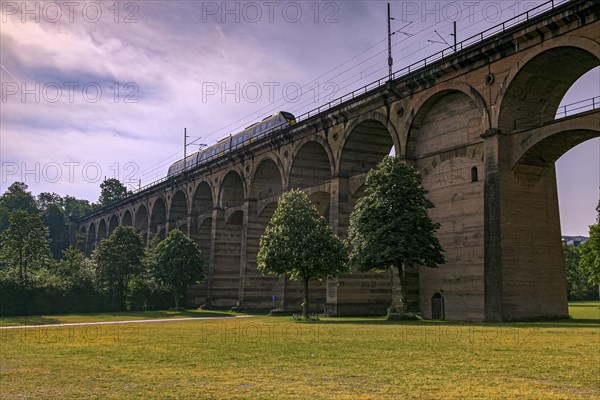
top-left (0, 303), bottom-right (598, 399)
top-left (568, 301), bottom-right (600, 320)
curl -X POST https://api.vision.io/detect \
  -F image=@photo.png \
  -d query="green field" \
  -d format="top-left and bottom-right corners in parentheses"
top-left (1, 302), bottom-right (598, 399)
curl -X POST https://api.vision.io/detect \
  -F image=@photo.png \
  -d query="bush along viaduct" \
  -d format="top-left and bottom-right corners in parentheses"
top-left (74, 0), bottom-right (600, 321)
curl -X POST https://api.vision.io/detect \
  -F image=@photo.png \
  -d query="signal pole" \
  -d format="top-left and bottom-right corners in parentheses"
top-left (387, 2), bottom-right (393, 81)
top-left (184, 127), bottom-right (188, 161)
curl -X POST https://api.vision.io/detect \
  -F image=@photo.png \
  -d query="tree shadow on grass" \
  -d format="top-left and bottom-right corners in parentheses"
top-left (76, 310), bottom-right (235, 319)
top-left (0, 315), bottom-right (62, 326)
top-left (0, 309), bottom-right (235, 326)
top-left (293, 317), bottom-right (600, 329)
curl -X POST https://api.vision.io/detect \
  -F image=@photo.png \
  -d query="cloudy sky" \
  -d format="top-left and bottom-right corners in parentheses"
top-left (1, 0), bottom-right (598, 235)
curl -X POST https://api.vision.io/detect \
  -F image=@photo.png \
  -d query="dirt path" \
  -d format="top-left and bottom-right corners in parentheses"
top-left (0, 315), bottom-right (254, 329)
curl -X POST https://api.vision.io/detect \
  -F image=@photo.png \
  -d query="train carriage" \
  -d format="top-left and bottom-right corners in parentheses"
top-left (167, 111), bottom-right (295, 177)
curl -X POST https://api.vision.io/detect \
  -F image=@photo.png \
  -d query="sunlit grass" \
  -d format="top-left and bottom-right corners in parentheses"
top-left (568, 301), bottom-right (600, 320)
top-left (0, 303), bottom-right (598, 399)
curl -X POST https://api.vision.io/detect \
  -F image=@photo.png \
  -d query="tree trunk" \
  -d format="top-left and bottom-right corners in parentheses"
top-left (390, 264), bottom-right (406, 314)
top-left (303, 278), bottom-right (310, 319)
top-left (174, 294), bottom-right (180, 310)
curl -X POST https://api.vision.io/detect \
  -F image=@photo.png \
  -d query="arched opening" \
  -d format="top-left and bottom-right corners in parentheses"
top-left (108, 215), bottom-right (119, 235)
top-left (431, 292), bottom-right (444, 320)
top-left (498, 46), bottom-right (599, 133)
top-left (169, 190), bottom-right (189, 234)
top-left (250, 159), bottom-right (282, 200)
top-left (188, 182), bottom-right (213, 308)
top-left (122, 210), bottom-right (133, 226)
top-left (556, 65), bottom-right (600, 241)
top-left (150, 198), bottom-right (167, 240)
top-left (242, 160), bottom-right (284, 309)
top-left (213, 173), bottom-right (245, 307)
top-left (244, 202), bottom-right (281, 309)
top-left (338, 119), bottom-right (395, 247)
top-left (85, 223), bottom-right (96, 256)
top-left (220, 171), bottom-right (244, 208)
top-left (191, 183), bottom-right (213, 254)
top-left (97, 219), bottom-right (107, 242)
top-left (407, 89), bottom-right (485, 321)
top-left (135, 205), bottom-right (149, 245)
top-left (289, 141), bottom-right (331, 189)
top-left (339, 119), bottom-right (394, 177)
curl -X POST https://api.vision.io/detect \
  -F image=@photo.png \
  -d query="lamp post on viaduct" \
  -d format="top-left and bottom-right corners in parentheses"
top-left (75, 0), bottom-right (600, 321)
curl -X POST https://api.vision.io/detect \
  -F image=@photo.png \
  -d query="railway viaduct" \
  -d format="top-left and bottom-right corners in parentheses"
top-left (75, 0), bottom-right (600, 321)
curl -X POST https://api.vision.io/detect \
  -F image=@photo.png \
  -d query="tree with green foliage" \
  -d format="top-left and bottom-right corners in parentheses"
top-left (0, 182), bottom-right (39, 233)
top-left (98, 178), bottom-right (131, 207)
top-left (63, 195), bottom-right (95, 219)
top-left (37, 192), bottom-right (64, 210)
top-left (348, 156), bottom-right (445, 314)
top-left (44, 203), bottom-right (70, 259)
top-left (94, 226), bottom-right (144, 310)
top-left (579, 206), bottom-right (600, 299)
top-left (152, 229), bottom-right (204, 309)
top-left (0, 210), bottom-right (51, 286)
top-left (257, 189), bottom-right (349, 319)
top-left (55, 246), bottom-right (96, 288)
top-left (563, 243), bottom-right (596, 300)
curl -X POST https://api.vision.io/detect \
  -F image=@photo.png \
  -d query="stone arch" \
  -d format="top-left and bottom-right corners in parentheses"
top-left (192, 181), bottom-right (214, 210)
top-left (289, 140), bottom-right (333, 189)
top-left (242, 158), bottom-right (284, 309)
top-left (191, 181), bottom-right (214, 240)
top-left (405, 86), bottom-right (488, 160)
top-left (187, 181), bottom-right (214, 308)
top-left (121, 209), bottom-right (133, 226)
top-left (497, 37), bottom-right (600, 133)
top-left (169, 190), bottom-right (189, 234)
top-left (219, 170), bottom-right (245, 208)
top-left (108, 214), bottom-right (119, 235)
top-left (135, 204), bottom-right (148, 231)
top-left (510, 117), bottom-right (600, 169)
top-left (85, 223), bottom-right (96, 256)
top-left (97, 219), bottom-right (107, 242)
top-left (250, 157), bottom-right (283, 200)
top-left (337, 112), bottom-right (399, 176)
top-left (150, 197), bottom-right (167, 240)
top-left (212, 205), bottom-right (244, 307)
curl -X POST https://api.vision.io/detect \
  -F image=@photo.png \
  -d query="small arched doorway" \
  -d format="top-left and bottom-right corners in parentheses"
top-left (431, 292), bottom-right (445, 320)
